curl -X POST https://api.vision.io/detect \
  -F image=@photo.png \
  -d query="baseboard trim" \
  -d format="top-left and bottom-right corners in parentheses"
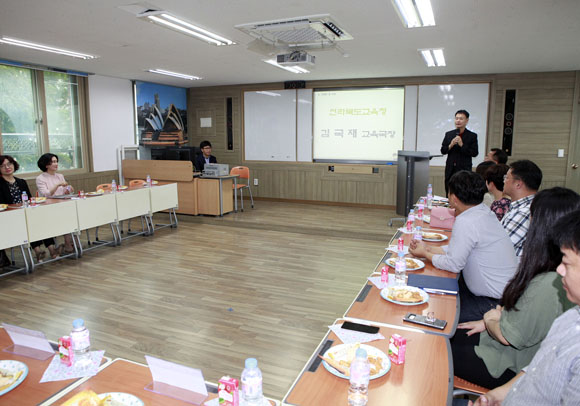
top-left (251, 196), bottom-right (395, 210)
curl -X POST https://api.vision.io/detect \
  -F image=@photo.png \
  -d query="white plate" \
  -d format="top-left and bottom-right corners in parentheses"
top-left (0, 360), bottom-right (28, 396)
top-left (98, 392), bottom-right (144, 406)
top-left (322, 344), bottom-right (391, 380)
top-left (86, 191), bottom-right (104, 196)
top-left (421, 232), bottom-right (448, 242)
top-left (423, 215), bottom-right (430, 223)
top-left (385, 257), bottom-right (425, 271)
top-left (380, 286), bottom-right (429, 306)
top-left (0, 205), bottom-right (7, 212)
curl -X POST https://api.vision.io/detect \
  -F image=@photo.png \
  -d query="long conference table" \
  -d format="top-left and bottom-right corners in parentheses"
top-left (0, 183), bottom-right (179, 275)
top-left (283, 206), bottom-right (459, 406)
top-left (1, 202), bottom-right (459, 405)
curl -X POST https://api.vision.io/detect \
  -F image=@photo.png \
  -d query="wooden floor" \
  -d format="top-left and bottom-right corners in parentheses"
top-left (0, 200), bottom-right (399, 399)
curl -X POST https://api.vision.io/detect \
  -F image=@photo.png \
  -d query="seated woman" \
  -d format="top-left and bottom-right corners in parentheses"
top-left (0, 155), bottom-right (60, 261)
top-left (475, 161), bottom-right (496, 207)
top-left (484, 163), bottom-right (511, 221)
top-left (451, 187), bottom-right (579, 389)
top-left (35, 153), bottom-right (75, 253)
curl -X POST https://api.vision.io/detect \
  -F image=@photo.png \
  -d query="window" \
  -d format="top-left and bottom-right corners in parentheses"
top-left (0, 64), bottom-right (87, 173)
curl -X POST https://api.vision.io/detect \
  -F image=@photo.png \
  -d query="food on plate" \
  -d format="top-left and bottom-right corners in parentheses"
top-left (60, 390), bottom-right (119, 406)
top-left (322, 343), bottom-right (385, 376)
top-left (0, 204), bottom-right (7, 211)
top-left (388, 287), bottom-right (424, 303)
top-left (0, 368), bottom-right (23, 391)
top-left (35, 197), bottom-right (47, 203)
top-left (387, 258), bottom-right (419, 269)
top-left (422, 232), bottom-right (444, 240)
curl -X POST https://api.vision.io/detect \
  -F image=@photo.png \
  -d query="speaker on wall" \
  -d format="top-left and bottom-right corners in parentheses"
top-left (226, 97), bottom-right (233, 151)
top-left (502, 89), bottom-right (516, 156)
top-left (284, 80), bottom-right (306, 89)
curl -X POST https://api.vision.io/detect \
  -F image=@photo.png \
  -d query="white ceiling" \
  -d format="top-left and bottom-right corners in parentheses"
top-left (0, 0), bottom-right (579, 87)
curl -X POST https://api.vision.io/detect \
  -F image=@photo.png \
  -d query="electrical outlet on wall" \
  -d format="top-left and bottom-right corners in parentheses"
top-left (254, 178), bottom-right (259, 186)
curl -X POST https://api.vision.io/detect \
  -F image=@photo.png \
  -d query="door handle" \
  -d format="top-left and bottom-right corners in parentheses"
top-left (572, 164), bottom-right (578, 169)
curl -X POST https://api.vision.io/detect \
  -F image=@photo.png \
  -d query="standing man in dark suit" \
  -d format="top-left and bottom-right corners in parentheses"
top-left (195, 140), bottom-right (217, 172)
top-left (441, 109), bottom-right (478, 196)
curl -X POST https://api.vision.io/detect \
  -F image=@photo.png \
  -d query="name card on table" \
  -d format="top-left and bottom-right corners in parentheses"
top-left (145, 355), bottom-right (208, 405)
top-left (2, 323), bottom-right (55, 360)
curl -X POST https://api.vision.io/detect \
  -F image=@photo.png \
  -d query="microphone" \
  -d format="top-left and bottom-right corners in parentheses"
top-left (455, 128), bottom-right (460, 136)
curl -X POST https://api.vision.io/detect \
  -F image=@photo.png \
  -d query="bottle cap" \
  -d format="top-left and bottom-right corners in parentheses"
top-left (245, 358), bottom-right (258, 368)
top-left (398, 251), bottom-right (405, 258)
top-left (355, 348), bottom-right (367, 359)
top-left (416, 226), bottom-right (422, 231)
top-left (72, 318), bottom-right (85, 328)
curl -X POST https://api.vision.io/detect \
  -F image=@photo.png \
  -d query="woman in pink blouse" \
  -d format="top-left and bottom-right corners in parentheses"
top-left (484, 164), bottom-right (511, 221)
top-left (36, 153), bottom-right (75, 253)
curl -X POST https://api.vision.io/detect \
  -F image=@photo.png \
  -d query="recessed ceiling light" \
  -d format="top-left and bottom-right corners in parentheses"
top-left (264, 59), bottom-right (310, 74)
top-left (0, 37), bottom-right (97, 59)
top-left (393, 0), bottom-right (436, 28)
top-left (140, 12), bottom-right (235, 46)
top-left (419, 48), bottom-right (446, 67)
top-left (147, 69), bottom-right (202, 80)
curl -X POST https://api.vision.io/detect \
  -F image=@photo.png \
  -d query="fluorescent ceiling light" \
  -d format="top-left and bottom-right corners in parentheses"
top-left (0, 37), bottom-right (96, 59)
top-left (393, 0), bottom-right (436, 28)
top-left (147, 69), bottom-right (201, 80)
top-left (144, 13), bottom-right (234, 46)
top-left (264, 59), bottom-right (310, 74)
top-left (419, 48), bottom-right (445, 67)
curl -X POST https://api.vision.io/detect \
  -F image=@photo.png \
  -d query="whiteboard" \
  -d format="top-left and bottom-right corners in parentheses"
top-left (244, 90), bottom-right (297, 161)
top-left (416, 84), bottom-right (489, 167)
top-left (297, 89), bottom-right (313, 162)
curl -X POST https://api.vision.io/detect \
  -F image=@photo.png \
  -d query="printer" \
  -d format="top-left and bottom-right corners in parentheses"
top-left (203, 163), bottom-right (229, 177)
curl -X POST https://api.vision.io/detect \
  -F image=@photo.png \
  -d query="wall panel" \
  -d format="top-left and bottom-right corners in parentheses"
top-left (187, 71), bottom-right (577, 206)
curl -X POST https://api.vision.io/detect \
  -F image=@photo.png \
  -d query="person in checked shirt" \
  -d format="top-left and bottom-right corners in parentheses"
top-left (501, 160), bottom-right (542, 257)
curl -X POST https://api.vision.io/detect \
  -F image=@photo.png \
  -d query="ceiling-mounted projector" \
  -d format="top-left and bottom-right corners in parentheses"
top-left (277, 51), bottom-right (315, 66)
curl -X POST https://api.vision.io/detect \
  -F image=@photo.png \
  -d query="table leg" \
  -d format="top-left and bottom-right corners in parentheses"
top-left (234, 177), bottom-right (238, 213)
top-left (218, 178), bottom-right (223, 217)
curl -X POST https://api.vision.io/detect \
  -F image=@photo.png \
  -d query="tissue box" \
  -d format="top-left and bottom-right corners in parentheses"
top-left (218, 376), bottom-right (239, 406)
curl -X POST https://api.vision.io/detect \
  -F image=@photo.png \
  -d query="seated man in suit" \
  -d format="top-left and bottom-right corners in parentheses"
top-left (409, 170), bottom-right (518, 323)
top-left (195, 140), bottom-right (217, 172)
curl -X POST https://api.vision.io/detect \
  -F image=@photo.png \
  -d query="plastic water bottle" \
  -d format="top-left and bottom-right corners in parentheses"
top-left (111, 179), bottom-right (117, 193)
top-left (146, 174), bottom-right (152, 187)
top-left (21, 191), bottom-right (29, 207)
top-left (406, 209), bottom-right (415, 232)
top-left (70, 319), bottom-right (91, 368)
top-left (417, 204), bottom-right (424, 221)
top-left (348, 348), bottom-right (370, 406)
top-left (414, 226), bottom-right (423, 242)
top-left (395, 251), bottom-right (407, 286)
top-left (241, 358), bottom-right (263, 406)
top-left (427, 184), bottom-right (433, 209)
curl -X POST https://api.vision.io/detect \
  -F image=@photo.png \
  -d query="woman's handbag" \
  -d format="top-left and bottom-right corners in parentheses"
top-left (430, 207), bottom-right (456, 229)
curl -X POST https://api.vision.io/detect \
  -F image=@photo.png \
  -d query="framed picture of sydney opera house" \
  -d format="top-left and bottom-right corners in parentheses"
top-left (134, 81), bottom-right (188, 146)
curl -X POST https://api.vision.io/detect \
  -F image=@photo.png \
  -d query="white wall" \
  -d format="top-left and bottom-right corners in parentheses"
top-left (88, 75), bottom-right (135, 171)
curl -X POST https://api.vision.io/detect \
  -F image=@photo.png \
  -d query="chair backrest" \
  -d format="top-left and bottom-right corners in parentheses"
top-left (230, 166), bottom-right (250, 180)
top-left (129, 179), bottom-right (146, 187)
top-left (96, 183), bottom-right (112, 191)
